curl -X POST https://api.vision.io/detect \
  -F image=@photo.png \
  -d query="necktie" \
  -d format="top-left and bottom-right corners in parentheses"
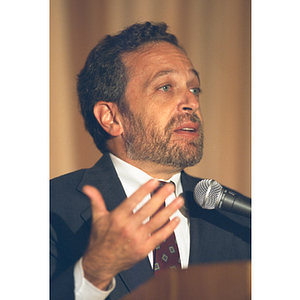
top-left (152, 182), bottom-right (181, 276)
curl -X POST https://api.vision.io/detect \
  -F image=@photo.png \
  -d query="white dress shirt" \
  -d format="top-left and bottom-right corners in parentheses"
top-left (74, 153), bottom-right (190, 299)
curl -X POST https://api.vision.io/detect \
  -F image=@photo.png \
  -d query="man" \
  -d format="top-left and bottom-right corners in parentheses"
top-left (50, 22), bottom-right (250, 300)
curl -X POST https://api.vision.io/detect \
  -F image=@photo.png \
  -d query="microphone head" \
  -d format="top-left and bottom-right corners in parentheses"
top-left (194, 179), bottom-right (223, 209)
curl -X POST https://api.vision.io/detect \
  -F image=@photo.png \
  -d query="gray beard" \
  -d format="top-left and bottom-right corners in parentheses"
top-left (123, 111), bottom-right (204, 169)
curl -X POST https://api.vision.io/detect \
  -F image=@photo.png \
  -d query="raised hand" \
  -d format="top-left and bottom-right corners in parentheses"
top-left (81, 179), bottom-right (184, 290)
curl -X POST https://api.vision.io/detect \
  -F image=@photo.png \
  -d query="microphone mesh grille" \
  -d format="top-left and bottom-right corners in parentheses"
top-left (194, 179), bottom-right (223, 209)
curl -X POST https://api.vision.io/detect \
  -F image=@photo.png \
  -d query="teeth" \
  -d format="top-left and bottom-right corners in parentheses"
top-left (181, 128), bottom-right (194, 131)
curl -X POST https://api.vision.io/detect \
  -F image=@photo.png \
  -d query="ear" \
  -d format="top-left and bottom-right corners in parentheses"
top-left (93, 101), bottom-right (124, 136)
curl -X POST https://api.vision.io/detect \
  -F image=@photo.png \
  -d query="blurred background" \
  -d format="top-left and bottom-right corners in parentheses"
top-left (50, 0), bottom-right (251, 197)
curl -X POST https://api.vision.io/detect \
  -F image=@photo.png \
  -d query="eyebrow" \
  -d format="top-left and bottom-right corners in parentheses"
top-left (191, 69), bottom-right (200, 83)
top-left (149, 68), bottom-right (200, 85)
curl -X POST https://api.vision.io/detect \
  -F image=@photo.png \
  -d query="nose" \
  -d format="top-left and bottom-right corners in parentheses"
top-left (177, 89), bottom-right (200, 114)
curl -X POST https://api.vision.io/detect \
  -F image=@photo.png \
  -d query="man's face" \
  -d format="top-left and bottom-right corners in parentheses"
top-left (120, 42), bottom-right (204, 170)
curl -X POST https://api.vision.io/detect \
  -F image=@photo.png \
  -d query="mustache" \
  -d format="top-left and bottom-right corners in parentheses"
top-left (165, 113), bottom-right (202, 133)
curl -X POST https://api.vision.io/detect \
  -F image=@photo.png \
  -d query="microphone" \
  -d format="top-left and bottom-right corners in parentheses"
top-left (193, 179), bottom-right (251, 218)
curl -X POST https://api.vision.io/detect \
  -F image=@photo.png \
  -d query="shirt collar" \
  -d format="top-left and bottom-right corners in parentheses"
top-left (109, 153), bottom-right (182, 198)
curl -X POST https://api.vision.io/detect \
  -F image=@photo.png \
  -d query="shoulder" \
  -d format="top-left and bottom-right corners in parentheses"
top-left (50, 153), bottom-right (110, 202)
top-left (50, 169), bottom-right (90, 228)
top-left (50, 153), bottom-right (120, 217)
top-left (50, 169), bottom-right (86, 193)
top-left (50, 169), bottom-right (88, 208)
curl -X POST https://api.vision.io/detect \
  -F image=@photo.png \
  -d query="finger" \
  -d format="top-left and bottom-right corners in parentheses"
top-left (146, 216), bottom-right (181, 250)
top-left (116, 179), bottom-right (160, 215)
top-left (145, 195), bottom-right (184, 233)
top-left (134, 183), bottom-right (176, 223)
top-left (82, 185), bottom-right (109, 221)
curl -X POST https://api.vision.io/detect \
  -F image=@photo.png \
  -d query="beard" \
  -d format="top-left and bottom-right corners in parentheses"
top-left (122, 108), bottom-right (204, 169)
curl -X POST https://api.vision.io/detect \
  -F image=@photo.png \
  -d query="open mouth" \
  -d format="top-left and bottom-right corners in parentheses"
top-left (176, 127), bottom-right (196, 132)
top-left (173, 122), bottom-right (199, 136)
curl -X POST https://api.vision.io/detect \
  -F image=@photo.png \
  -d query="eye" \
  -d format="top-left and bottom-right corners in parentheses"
top-left (159, 85), bottom-right (172, 92)
top-left (190, 87), bottom-right (201, 96)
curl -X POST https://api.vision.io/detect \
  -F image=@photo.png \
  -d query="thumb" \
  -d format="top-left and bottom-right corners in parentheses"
top-left (82, 185), bottom-right (108, 221)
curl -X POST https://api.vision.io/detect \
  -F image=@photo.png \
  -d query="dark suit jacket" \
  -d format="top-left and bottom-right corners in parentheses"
top-left (50, 152), bottom-right (250, 300)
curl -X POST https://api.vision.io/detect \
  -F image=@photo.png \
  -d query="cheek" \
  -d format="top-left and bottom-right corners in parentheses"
top-left (124, 83), bottom-right (144, 109)
top-left (126, 89), bottom-right (176, 128)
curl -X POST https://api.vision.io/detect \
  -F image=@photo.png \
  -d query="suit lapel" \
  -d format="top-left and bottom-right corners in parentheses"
top-left (77, 152), bottom-right (126, 212)
top-left (76, 152), bottom-right (153, 293)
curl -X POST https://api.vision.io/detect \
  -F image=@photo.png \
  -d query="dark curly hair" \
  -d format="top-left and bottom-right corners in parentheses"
top-left (77, 21), bottom-right (183, 153)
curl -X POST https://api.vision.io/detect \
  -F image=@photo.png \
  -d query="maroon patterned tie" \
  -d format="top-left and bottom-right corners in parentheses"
top-left (152, 182), bottom-right (181, 276)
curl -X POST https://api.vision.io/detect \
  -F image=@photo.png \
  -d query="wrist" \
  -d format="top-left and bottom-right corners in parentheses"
top-left (82, 254), bottom-right (114, 291)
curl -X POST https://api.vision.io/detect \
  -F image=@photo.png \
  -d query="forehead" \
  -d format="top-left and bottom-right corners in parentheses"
top-left (122, 42), bottom-right (198, 83)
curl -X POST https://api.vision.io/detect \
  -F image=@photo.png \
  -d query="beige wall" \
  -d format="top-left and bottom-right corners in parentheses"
top-left (50, 0), bottom-right (251, 197)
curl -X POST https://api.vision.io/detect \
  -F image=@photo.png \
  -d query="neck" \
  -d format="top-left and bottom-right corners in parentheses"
top-left (127, 159), bottom-right (182, 180)
top-left (109, 150), bottom-right (182, 180)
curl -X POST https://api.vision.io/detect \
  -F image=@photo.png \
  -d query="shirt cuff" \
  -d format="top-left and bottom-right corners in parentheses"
top-left (74, 257), bottom-right (116, 300)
